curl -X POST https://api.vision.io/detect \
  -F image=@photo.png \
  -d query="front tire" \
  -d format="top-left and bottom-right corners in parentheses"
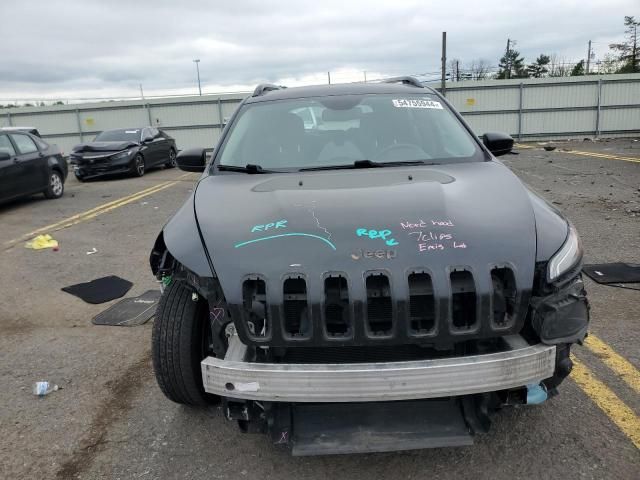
top-left (131, 154), bottom-right (145, 177)
top-left (44, 170), bottom-right (64, 199)
top-left (152, 280), bottom-right (218, 406)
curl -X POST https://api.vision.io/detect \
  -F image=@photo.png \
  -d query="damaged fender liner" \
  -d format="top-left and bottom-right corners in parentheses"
top-left (530, 276), bottom-right (589, 345)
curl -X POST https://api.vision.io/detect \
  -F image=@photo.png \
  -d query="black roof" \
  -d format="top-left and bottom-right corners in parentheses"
top-left (245, 81), bottom-right (438, 103)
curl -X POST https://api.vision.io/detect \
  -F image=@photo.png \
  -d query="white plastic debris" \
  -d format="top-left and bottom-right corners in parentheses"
top-left (33, 381), bottom-right (58, 396)
top-left (86, 248), bottom-right (98, 255)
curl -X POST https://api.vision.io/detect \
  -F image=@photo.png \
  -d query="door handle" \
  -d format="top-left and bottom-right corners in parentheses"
top-left (13, 158), bottom-right (20, 164)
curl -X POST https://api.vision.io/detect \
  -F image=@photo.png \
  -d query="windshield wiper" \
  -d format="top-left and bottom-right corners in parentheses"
top-left (299, 160), bottom-right (437, 172)
top-left (217, 164), bottom-right (274, 174)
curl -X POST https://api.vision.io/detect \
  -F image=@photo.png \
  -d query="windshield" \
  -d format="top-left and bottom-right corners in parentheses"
top-left (215, 93), bottom-right (481, 171)
top-left (94, 129), bottom-right (141, 143)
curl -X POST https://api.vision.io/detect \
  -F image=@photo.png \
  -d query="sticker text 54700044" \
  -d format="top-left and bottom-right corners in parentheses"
top-left (392, 99), bottom-right (443, 109)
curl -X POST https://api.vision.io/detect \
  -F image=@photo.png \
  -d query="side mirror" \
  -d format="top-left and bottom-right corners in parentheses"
top-left (482, 132), bottom-right (514, 157)
top-left (142, 136), bottom-right (154, 143)
top-left (176, 148), bottom-right (206, 172)
top-left (0, 151), bottom-right (11, 161)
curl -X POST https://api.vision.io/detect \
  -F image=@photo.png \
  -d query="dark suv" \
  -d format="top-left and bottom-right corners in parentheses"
top-left (149, 78), bottom-right (589, 455)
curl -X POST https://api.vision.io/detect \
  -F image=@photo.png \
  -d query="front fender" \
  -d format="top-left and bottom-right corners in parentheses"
top-left (150, 193), bottom-right (213, 278)
top-left (527, 190), bottom-right (568, 262)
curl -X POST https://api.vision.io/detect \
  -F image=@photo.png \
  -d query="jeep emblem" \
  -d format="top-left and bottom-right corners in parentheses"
top-left (350, 249), bottom-right (397, 260)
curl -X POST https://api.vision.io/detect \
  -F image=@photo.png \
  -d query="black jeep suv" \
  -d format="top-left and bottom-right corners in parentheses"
top-left (149, 78), bottom-right (589, 455)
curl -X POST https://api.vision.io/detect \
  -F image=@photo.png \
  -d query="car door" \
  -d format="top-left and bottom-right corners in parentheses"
top-left (147, 127), bottom-right (169, 165)
top-left (0, 134), bottom-right (20, 201)
top-left (10, 133), bottom-right (48, 194)
top-left (149, 127), bottom-right (167, 167)
top-left (140, 127), bottom-right (159, 166)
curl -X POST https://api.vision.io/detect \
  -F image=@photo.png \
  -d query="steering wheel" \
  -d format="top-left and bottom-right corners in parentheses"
top-left (372, 143), bottom-right (431, 162)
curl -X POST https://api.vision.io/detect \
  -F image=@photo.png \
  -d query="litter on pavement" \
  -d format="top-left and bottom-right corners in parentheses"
top-left (62, 275), bottom-right (133, 304)
top-left (92, 290), bottom-right (161, 326)
top-left (25, 234), bottom-right (58, 250)
top-left (33, 381), bottom-right (58, 396)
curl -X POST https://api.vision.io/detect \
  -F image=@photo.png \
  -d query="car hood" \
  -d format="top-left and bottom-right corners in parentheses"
top-left (194, 161), bottom-right (538, 305)
top-left (73, 141), bottom-right (138, 153)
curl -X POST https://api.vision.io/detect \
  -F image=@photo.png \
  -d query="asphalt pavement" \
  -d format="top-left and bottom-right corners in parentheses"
top-left (0, 140), bottom-right (638, 479)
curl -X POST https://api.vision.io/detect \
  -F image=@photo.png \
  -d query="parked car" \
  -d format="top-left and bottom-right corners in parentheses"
top-left (69, 127), bottom-right (177, 181)
top-left (148, 78), bottom-right (589, 455)
top-left (0, 130), bottom-right (67, 204)
top-left (0, 126), bottom-right (42, 137)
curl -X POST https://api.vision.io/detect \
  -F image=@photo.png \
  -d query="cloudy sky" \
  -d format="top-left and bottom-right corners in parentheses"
top-left (0, 0), bottom-right (636, 102)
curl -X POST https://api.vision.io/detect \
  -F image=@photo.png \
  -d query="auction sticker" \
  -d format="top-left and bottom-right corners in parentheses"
top-left (392, 98), bottom-right (443, 109)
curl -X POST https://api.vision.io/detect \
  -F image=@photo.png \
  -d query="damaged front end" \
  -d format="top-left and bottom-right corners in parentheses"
top-left (149, 187), bottom-right (589, 455)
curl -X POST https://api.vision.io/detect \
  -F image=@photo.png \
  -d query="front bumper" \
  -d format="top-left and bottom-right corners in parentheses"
top-left (71, 154), bottom-right (134, 178)
top-left (202, 335), bottom-right (556, 402)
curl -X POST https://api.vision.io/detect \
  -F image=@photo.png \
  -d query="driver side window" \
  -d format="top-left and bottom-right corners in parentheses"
top-left (0, 134), bottom-right (17, 157)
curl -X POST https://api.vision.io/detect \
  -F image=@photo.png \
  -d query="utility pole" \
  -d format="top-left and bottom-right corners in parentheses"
top-left (441, 32), bottom-right (447, 96)
top-left (327, 71), bottom-right (331, 84)
top-left (586, 40), bottom-right (592, 75)
top-left (505, 38), bottom-right (511, 79)
top-left (193, 59), bottom-right (202, 96)
top-left (455, 60), bottom-right (460, 82)
top-left (363, 71), bottom-right (367, 82)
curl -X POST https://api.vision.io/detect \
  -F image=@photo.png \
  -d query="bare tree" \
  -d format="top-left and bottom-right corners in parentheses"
top-left (448, 58), bottom-right (461, 81)
top-left (467, 59), bottom-right (492, 80)
top-left (548, 54), bottom-right (572, 77)
top-left (596, 53), bottom-right (621, 74)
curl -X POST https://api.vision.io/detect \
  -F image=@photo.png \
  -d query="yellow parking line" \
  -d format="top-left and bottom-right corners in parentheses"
top-left (571, 355), bottom-right (640, 449)
top-left (585, 335), bottom-right (640, 395)
top-left (3, 173), bottom-right (194, 249)
top-left (566, 150), bottom-right (640, 163)
top-left (514, 143), bottom-right (640, 163)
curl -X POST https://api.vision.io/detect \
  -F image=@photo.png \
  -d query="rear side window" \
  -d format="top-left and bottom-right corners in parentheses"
top-left (10, 134), bottom-right (38, 154)
top-left (0, 134), bottom-right (16, 157)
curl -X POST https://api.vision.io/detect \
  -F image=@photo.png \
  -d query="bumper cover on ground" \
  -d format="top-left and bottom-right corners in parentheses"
top-left (201, 335), bottom-right (556, 402)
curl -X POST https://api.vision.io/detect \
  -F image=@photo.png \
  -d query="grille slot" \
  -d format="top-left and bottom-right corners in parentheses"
top-left (450, 270), bottom-right (477, 330)
top-left (242, 278), bottom-right (268, 338)
top-left (283, 277), bottom-right (309, 338)
top-left (324, 275), bottom-right (350, 337)
top-left (366, 274), bottom-right (393, 336)
top-left (491, 267), bottom-right (517, 328)
top-left (408, 273), bottom-right (436, 334)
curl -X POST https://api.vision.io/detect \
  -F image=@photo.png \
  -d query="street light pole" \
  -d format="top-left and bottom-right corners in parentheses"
top-left (193, 59), bottom-right (202, 96)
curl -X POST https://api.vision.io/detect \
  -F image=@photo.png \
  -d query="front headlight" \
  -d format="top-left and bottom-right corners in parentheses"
top-left (111, 149), bottom-right (133, 160)
top-left (547, 223), bottom-right (583, 282)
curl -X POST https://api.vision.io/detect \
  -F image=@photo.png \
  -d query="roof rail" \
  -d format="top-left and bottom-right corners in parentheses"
top-left (252, 84), bottom-right (285, 97)
top-left (382, 76), bottom-right (424, 88)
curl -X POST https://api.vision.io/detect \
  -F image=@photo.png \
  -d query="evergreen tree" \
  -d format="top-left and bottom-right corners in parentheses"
top-left (526, 54), bottom-right (551, 78)
top-left (570, 60), bottom-right (585, 76)
top-left (609, 16), bottom-right (640, 73)
top-left (497, 48), bottom-right (528, 79)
